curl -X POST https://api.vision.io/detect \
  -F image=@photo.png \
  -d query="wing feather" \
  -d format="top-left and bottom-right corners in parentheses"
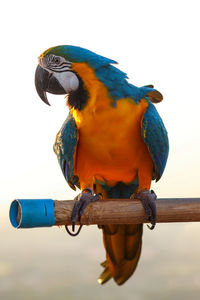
top-left (141, 100), bottom-right (169, 181)
top-left (53, 113), bottom-right (79, 190)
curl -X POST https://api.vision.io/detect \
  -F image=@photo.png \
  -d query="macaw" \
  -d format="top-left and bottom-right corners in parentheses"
top-left (35, 45), bottom-right (169, 285)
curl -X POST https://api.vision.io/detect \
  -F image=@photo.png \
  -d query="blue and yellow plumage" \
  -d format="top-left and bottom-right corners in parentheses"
top-left (35, 45), bottom-right (169, 285)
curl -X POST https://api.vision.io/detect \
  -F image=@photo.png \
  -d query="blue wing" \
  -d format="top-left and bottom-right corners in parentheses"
top-left (141, 100), bottom-right (169, 181)
top-left (53, 113), bottom-right (79, 190)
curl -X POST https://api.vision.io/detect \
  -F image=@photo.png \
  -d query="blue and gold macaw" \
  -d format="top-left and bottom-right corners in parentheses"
top-left (35, 45), bottom-right (169, 285)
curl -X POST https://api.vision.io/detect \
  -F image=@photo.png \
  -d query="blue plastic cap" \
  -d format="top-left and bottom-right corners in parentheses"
top-left (9, 199), bottom-right (56, 228)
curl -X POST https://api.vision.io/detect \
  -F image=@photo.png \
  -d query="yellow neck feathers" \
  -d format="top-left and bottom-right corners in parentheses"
top-left (71, 62), bottom-right (112, 126)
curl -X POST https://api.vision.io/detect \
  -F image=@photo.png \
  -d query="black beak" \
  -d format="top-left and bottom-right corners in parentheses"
top-left (35, 65), bottom-right (66, 106)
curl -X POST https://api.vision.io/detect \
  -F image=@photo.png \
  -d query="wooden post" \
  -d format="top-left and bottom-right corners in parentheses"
top-left (54, 198), bottom-right (200, 226)
top-left (10, 198), bottom-right (200, 229)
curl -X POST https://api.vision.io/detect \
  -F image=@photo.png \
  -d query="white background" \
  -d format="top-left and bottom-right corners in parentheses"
top-left (1, 1), bottom-right (200, 298)
top-left (1, 0), bottom-right (200, 205)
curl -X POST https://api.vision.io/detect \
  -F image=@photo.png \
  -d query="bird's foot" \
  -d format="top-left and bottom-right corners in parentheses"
top-left (65, 188), bottom-right (102, 236)
top-left (130, 189), bottom-right (157, 230)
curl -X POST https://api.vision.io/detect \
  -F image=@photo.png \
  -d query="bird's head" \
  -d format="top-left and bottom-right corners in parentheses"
top-left (35, 45), bottom-right (116, 109)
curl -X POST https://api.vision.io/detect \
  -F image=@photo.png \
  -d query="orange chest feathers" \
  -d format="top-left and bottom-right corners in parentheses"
top-left (72, 98), bottom-right (152, 188)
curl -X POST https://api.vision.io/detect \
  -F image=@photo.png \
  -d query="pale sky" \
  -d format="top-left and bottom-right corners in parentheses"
top-left (1, 0), bottom-right (200, 210)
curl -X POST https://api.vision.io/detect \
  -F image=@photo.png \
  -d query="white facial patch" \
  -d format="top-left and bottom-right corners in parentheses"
top-left (53, 71), bottom-right (79, 93)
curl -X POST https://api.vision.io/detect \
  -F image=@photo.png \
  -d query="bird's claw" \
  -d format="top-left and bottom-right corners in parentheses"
top-left (131, 189), bottom-right (157, 230)
top-left (65, 188), bottom-right (102, 236)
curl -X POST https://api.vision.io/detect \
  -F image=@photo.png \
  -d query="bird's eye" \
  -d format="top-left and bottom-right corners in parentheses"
top-left (54, 56), bottom-right (60, 64)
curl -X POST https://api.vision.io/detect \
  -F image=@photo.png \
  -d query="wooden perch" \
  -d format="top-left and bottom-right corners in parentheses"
top-left (9, 198), bottom-right (200, 229)
top-left (54, 198), bottom-right (200, 226)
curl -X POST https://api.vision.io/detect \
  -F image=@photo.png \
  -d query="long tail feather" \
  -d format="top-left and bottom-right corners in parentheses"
top-left (99, 224), bottom-right (143, 285)
top-left (95, 182), bottom-right (142, 285)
